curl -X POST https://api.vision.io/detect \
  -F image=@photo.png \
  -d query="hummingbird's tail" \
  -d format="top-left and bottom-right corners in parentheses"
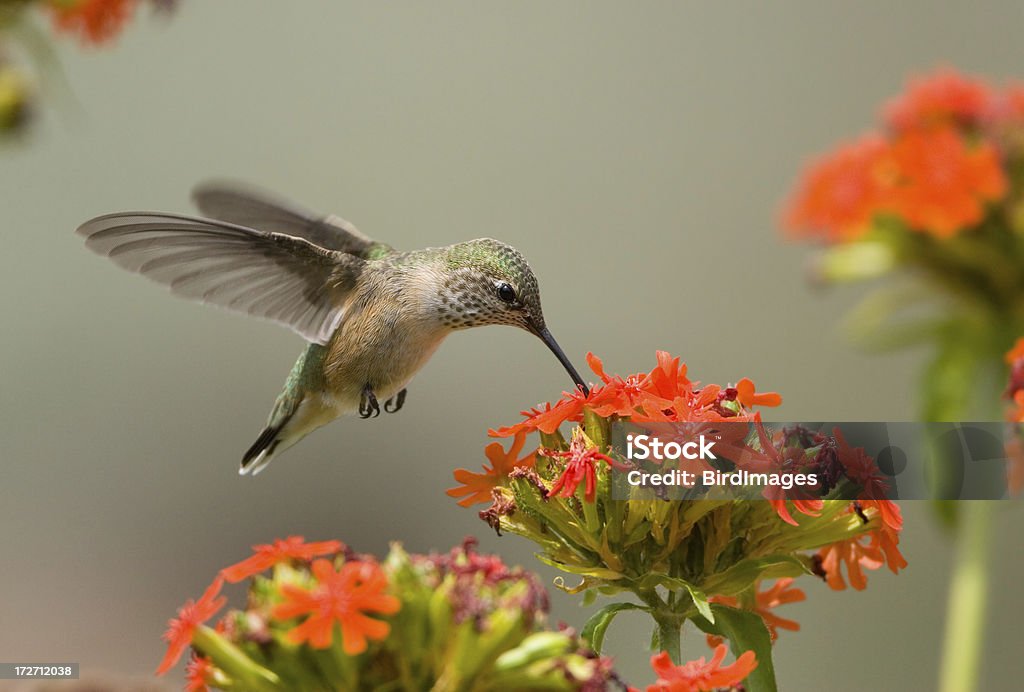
top-left (240, 386), bottom-right (341, 475)
top-left (240, 415), bottom-right (295, 476)
top-left (240, 344), bottom-right (336, 476)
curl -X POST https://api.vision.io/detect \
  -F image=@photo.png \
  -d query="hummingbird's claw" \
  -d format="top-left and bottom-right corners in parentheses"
top-left (384, 389), bottom-right (407, 413)
top-left (359, 384), bottom-right (381, 418)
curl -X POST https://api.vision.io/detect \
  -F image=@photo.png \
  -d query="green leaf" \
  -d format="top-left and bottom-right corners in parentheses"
top-left (532, 553), bottom-right (624, 580)
top-left (843, 282), bottom-right (941, 352)
top-left (700, 555), bottom-right (809, 597)
top-left (693, 604), bottom-right (778, 692)
top-left (580, 602), bottom-right (649, 654)
top-left (634, 574), bottom-right (713, 623)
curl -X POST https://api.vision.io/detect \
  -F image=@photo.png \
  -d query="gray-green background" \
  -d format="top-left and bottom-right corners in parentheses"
top-left (2, 2), bottom-right (1022, 689)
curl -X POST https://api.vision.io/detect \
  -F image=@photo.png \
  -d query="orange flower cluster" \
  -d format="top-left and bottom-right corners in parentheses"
top-left (456, 350), bottom-right (788, 516)
top-left (784, 68), bottom-right (1017, 241)
top-left (490, 351), bottom-right (779, 438)
top-left (157, 538), bottom-right (619, 690)
top-left (156, 536), bottom-right (390, 677)
top-left (46, 0), bottom-right (139, 45)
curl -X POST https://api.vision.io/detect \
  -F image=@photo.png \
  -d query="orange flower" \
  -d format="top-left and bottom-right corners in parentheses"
top-left (272, 559), bottom-right (399, 654)
top-left (816, 532), bottom-right (880, 591)
top-left (707, 578), bottom-right (805, 645)
top-left (883, 126), bottom-right (1007, 237)
top-left (545, 429), bottom-right (625, 503)
top-left (490, 389), bottom-right (592, 437)
top-left (156, 576), bottom-right (227, 675)
top-left (492, 352), bottom-right (773, 437)
top-left (585, 352), bottom-right (669, 419)
top-left (1012, 391), bottom-right (1024, 423)
top-left (47, 0), bottom-right (138, 45)
top-left (1005, 339), bottom-right (1024, 413)
top-left (185, 655), bottom-right (215, 692)
top-left (746, 423), bottom-right (823, 526)
top-left (734, 378), bottom-right (782, 409)
top-left (447, 430), bottom-right (535, 506)
top-left (815, 503), bottom-right (906, 590)
top-left (220, 536), bottom-right (344, 583)
top-left (645, 646), bottom-right (757, 692)
top-left (883, 68), bottom-right (995, 133)
top-left (782, 134), bottom-right (890, 242)
top-left (1006, 337), bottom-right (1024, 364)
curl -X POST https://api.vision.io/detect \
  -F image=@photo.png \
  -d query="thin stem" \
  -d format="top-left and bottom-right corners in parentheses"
top-left (656, 614), bottom-right (683, 665)
top-left (938, 500), bottom-right (995, 692)
top-left (638, 590), bottom-right (684, 664)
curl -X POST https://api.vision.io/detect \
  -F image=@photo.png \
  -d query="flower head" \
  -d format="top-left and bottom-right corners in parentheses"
top-left (158, 539), bottom-right (618, 688)
top-left (646, 646), bottom-right (757, 692)
top-left (815, 503), bottom-right (906, 591)
top-left (783, 134), bottom-right (890, 242)
top-left (47, 0), bottom-right (138, 45)
top-left (156, 576), bottom-right (226, 675)
top-left (448, 431), bottom-right (535, 506)
top-left (221, 535), bottom-right (344, 583)
top-left (883, 68), bottom-right (995, 132)
top-left (185, 655), bottom-right (215, 692)
top-left (272, 558), bottom-right (400, 654)
top-left (882, 126), bottom-right (1007, 237)
top-left (545, 428), bottom-right (626, 502)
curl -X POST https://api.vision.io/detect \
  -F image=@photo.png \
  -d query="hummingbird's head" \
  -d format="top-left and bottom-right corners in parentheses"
top-left (440, 239), bottom-right (589, 394)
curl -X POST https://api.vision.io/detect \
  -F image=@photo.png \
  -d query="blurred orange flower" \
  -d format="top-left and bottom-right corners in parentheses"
top-left (47, 0), bottom-right (138, 45)
top-left (883, 126), bottom-right (1006, 237)
top-left (1005, 337), bottom-right (1024, 364)
top-left (156, 576), bottom-right (226, 675)
top-left (883, 68), bottom-right (995, 132)
top-left (783, 135), bottom-right (890, 242)
top-left (185, 655), bottom-right (214, 692)
top-left (645, 646), bottom-right (757, 692)
top-left (220, 535), bottom-right (344, 583)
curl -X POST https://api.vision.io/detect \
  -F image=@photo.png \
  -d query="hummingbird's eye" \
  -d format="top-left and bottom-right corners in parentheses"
top-left (496, 282), bottom-right (518, 304)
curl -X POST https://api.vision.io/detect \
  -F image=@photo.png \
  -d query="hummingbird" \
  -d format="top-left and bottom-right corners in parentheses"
top-left (77, 182), bottom-right (589, 475)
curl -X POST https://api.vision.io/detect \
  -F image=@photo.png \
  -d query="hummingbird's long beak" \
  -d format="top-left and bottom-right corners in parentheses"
top-left (531, 324), bottom-right (590, 396)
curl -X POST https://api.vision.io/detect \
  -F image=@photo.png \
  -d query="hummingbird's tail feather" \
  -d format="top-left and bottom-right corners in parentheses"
top-left (239, 386), bottom-right (341, 475)
top-left (240, 418), bottom-right (292, 476)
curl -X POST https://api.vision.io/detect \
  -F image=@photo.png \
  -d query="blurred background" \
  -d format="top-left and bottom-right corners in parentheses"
top-left (1, 1), bottom-right (1022, 689)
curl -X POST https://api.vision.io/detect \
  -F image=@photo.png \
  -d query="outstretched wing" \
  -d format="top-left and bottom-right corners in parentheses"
top-left (191, 181), bottom-right (392, 258)
top-left (77, 212), bottom-right (365, 345)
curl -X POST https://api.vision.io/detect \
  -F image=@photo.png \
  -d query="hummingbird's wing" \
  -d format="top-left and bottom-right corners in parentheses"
top-left (190, 181), bottom-right (393, 259)
top-left (77, 212), bottom-right (364, 345)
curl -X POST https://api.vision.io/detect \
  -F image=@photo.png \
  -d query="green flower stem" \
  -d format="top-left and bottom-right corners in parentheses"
top-left (654, 610), bottom-right (684, 665)
top-left (192, 625), bottom-right (281, 691)
top-left (638, 590), bottom-right (684, 665)
top-left (938, 500), bottom-right (995, 692)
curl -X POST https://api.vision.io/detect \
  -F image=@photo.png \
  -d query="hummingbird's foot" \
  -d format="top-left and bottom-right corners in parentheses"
top-left (384, 388), bottom-right (407, 413)
top-left (359, 384), bottom-right (381, 418)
